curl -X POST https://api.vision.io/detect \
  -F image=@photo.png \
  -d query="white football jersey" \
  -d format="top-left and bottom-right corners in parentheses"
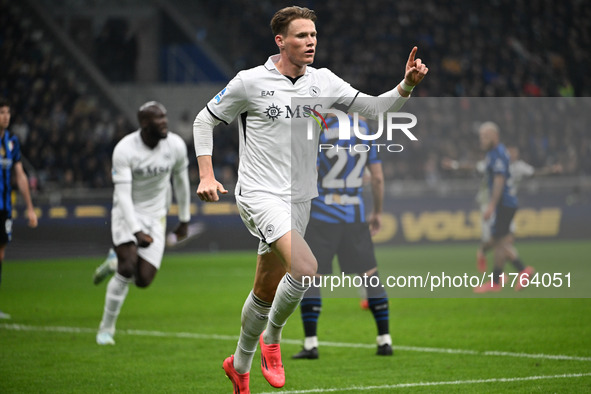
top-left (111, 130), bottom-right (189, 218)
top-left (206, 55), bottom-right (407, 202)
top-left (509, 160), bottom-right (535, 191)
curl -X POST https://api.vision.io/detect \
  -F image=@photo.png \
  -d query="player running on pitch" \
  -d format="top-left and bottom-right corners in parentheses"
top-left (193, 6), bottom-right (427, 393)
top-left (93, 101), bottom-right (191, 345)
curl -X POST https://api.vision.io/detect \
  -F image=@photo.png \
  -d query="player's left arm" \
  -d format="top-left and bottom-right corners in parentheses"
top-left (367, 162), bottom-right (384, 236)
top-left (533, 162), bottom-right (563, 176)
top-left (441, 157), bottom-right (478, 172)
top-left (13, 161), bottom-right (37, 228)
top-left (171, 141), bottom-right (191, 241)
top-left (484, 174), bottom-right (505, 220)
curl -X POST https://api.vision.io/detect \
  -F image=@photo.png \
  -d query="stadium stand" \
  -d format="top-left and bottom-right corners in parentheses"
top-left (0, 0), bottom-right (134, 192)
top-left (174, 0), bottom-right (590, 183)
top-left (175, 0), bottom-right (590, 96)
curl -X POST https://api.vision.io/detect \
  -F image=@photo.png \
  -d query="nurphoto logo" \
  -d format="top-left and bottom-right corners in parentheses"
top-left (307, 107), bottom-right (418, 153)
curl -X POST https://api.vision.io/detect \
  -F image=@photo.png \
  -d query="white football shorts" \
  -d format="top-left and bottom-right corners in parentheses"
top-left (235, 192), bottom-right (311, 255)
top-left (111, 211), bottom-right (167, 269)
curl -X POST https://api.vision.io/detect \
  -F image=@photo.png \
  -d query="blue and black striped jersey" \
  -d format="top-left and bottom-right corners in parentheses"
top-left (485, 142), bottom-right (518, 208)
top-left (310, 116), bottom-right (380, 223)
top-left (0, 130), bottom-right (22, 213)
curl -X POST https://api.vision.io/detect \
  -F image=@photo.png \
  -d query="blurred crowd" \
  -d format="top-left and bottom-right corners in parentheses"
top-left (198, 0), bottom-right (590, 97)
top-left (378, 98), bottom-right (590, 183)
top-left (1, 0), bottom-right (590, 193)
top-left (0, 0), bottom-right (135, 191)
top-left (185, 0), bottom-right (591, 186)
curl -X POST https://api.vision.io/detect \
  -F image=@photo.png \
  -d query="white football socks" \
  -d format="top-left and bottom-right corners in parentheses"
top-left (263, 273), bottom-right (308, 345)
top-left (233, 291), bottom-right (271, 374)
top-left (377, 333), bottom-right (392, 346)
top-left (304, 336), bottom-right (319, 350)
top-left (98, 273), bottom-right (130, 335)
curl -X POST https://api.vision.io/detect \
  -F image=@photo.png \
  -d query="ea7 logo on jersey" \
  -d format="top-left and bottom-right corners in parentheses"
top-left (261, 90), bottom-right (275, 96)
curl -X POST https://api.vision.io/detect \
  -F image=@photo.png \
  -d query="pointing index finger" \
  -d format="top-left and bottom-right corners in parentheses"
top-left (407, 46), bottom-right (418, 65)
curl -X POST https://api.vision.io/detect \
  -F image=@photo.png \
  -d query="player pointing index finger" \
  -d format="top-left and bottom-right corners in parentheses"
top-left (405, 46), bottom-right (429, 87)
top-left (192, 6), bottom-right (428, 393)
top-left (407, 46), bottom-right (418, 65)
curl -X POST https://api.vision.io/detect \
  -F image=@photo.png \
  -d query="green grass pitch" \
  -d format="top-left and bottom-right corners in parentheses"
top-left (1, 240), bottom-right (590, 393)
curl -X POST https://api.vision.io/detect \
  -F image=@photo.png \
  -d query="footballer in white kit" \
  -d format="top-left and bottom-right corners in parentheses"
top-left (193, 6), bottom-right (428, 393)
top-left (111, 128), bottom-right (189, 265)
top-left (94, 101), bottom-right (191, 346)
top-left (195, 54), bottom-right (409, 252)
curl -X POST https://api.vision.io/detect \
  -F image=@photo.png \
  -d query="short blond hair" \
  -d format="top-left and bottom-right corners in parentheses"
top-left (270, 6), bottom-right (317, 36)
top-left (479, 121), bottom-right (500, 136)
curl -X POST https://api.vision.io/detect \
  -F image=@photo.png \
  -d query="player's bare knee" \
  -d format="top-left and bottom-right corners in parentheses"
top-left (135, 260), bottom-right (157, 288)
top-left (306, 256), bottom-right (318, 277)
top-left (292, 255), bottom-right (317, 282)
top-left (116, 261), bottom-right (135, 279)
top-left (134, 276), bottom-right (153, 288)
top-left (114, 243), bottom-right (137, 279)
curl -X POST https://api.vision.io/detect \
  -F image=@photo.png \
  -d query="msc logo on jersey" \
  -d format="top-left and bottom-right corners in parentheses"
top-left (214, 88), bottom-right (227, 103)
top-left (263, 104), bottom-right (324, 121)
top-left (264, 104), bottom-right (283, 121)
top-left (133, 165), bottom-right (171, 177)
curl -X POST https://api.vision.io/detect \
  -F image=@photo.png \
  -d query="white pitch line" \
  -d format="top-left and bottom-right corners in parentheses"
top-left (259, 373), bottom-right (591, 394)
top-left (2, 323), bottom-right (591, 362)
